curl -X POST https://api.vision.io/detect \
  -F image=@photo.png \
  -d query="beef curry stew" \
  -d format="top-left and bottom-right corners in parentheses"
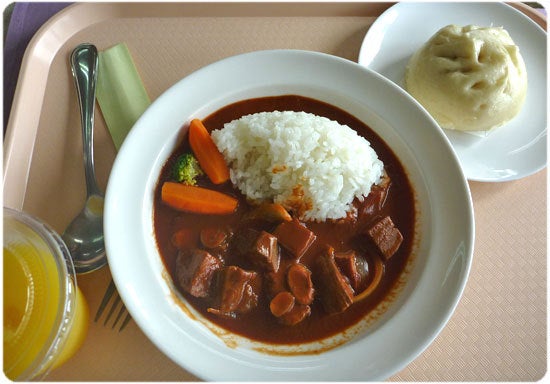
top-left (153, 95), bottom-right (415, 344)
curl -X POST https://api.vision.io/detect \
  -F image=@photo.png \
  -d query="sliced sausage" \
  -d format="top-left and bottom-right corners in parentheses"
top-left (270, 291), bottom-right (295, 317)
top-left (278, 304), bottom-right (311, 326)
top-left (200, 227), bottom-right (230, 249)
top-left (286, 263), bottom-right (314, 305)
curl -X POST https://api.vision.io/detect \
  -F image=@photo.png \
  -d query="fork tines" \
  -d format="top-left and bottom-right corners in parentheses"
top-left (95, 279), bottom-right (132, 332)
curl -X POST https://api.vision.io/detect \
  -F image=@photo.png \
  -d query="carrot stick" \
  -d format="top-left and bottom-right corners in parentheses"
top-left (161, 182), bottom-right (237, 214)
top-left (188, 118), bottom-right (230, 184)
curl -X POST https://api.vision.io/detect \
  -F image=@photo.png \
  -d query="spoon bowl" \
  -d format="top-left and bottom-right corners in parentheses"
top-left (63, 194), bottom-right (105, 274)
top-left (62, 43), bottom-right (106, 274)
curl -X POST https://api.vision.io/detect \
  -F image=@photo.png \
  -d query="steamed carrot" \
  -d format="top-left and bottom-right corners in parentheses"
top-left (161, 182), bottom-right (237, 214)
top-left (188, 118), bottom-right (230, 184)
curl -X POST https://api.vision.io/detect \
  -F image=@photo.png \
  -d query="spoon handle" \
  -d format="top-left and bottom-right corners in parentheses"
top-left (70, 43), bottom-right (102, 197)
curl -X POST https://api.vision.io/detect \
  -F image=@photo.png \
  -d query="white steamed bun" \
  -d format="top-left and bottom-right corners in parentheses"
top-left (405, 24), bottom-right (527, 132)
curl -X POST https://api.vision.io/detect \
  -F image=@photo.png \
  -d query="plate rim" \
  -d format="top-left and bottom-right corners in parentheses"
top-left (104, 49), bottom-right (475, 381)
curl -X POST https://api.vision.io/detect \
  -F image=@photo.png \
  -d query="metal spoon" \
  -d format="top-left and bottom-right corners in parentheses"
top-left (62, 43), bottom-right (106, 274)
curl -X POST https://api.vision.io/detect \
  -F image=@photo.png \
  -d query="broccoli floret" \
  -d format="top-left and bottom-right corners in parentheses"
top-left (172, 153), bottom-right (204, 185)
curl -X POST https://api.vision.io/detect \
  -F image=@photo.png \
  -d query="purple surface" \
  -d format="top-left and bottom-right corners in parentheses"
top-left (3, 2), bottom-right (71, 132)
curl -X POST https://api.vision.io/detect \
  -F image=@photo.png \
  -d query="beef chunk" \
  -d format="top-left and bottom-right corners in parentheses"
top-left (269, 291), bottom-right (295, 317)
top-left (314, 246), bottom-right (354, 314)
top-left (334, 250), bottom-right (362, 291)
top-left (360, 174), bottom-right (391, 218)
top-left (286, 263), bottom-right (314, 305)
top-left (233, 228), bottom-right (280, 272)
top-left (366, 216), bottom-right (403, 260)
top-left (273, 219), bottom-right (316, 259)
top-left (175, 249), bottom-right (222, 298)
top-left (232, 228), bottom-right (255, 255)
top-left (265, 270), bottom-right (287, 298)
top-left (278, 304), bottom-right (311, 326)
top-left (210, 266), bottom-right (261, 316)
top-left (238, 280), bottom-right (259, 313)
top-left (252, 231), bottom-right (280, 272)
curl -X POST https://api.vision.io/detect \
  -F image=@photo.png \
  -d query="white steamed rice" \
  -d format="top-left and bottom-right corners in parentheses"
top-left (211, 111), bottom-right (384, 221)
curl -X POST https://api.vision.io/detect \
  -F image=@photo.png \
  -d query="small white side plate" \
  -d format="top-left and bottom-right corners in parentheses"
top-left (358, 2), bottom-right (547, 182)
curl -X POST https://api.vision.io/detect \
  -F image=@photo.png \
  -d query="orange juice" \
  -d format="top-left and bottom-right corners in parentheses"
top-left (3, 208), bottom-right (89, 380)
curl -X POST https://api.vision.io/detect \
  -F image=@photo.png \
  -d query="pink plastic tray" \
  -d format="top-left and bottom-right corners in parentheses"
top-left (3, 2), bottom-right (546, 381)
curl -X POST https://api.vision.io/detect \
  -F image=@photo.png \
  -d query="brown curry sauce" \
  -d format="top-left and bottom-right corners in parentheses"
top-left (153, 95), bottom-right (415, 344)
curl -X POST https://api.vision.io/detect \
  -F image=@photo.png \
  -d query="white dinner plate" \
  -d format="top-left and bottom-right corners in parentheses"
top-left (358, 2), bottom-right (547, 182)
top-left (105, 50), bottom-right (474, 381)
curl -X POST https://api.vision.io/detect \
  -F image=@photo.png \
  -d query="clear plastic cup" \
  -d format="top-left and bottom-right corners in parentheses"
top-left (3, 207), bottom-right (89, 380)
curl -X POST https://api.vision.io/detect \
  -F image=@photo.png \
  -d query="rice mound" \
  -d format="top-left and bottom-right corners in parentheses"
top-left (211, 111), bottom-right (384, 221)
